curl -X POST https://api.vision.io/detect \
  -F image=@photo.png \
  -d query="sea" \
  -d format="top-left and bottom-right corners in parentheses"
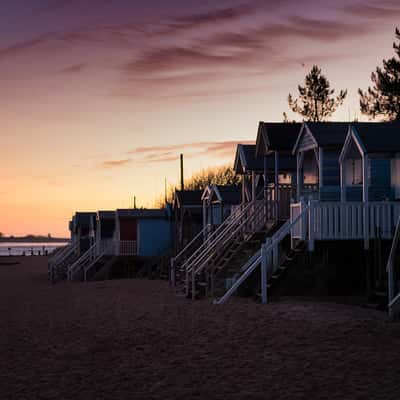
top-left (0, 242), bottom-right (69, 256)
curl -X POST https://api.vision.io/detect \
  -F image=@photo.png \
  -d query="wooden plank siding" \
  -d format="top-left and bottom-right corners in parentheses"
top-left (297, 128), bottom-right (317, 152)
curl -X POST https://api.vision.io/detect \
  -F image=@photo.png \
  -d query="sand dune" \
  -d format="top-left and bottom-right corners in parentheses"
top-left (1, 257), bottom-right (399, 399)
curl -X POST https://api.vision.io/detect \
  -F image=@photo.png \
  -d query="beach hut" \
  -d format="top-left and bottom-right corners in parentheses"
top-left (233, 144), bottom-right (264, 204)
top-left (255, 122), bottom-right (301, 220)
top-left (174, 190), bottom-right (203, 252)
top-left (339, 122), bottom-right (400, 202)
top-left (292, 122), bottom-right (350, 202)
top-left (201, 184), bottom-right (241, 230)
top-left (115, 209), bottom-right (173, 257)
top-left (70, 212), bottom-right (97, 255)
top-left (95, 211), bottom-right (116, 251)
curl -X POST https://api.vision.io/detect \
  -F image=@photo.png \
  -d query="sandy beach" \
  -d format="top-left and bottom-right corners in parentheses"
top-left (1, 256), bottom-right (400, 399)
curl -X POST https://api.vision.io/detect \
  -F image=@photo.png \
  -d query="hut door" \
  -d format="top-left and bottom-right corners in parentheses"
top-left (119, 218), bottom-right (137, 241)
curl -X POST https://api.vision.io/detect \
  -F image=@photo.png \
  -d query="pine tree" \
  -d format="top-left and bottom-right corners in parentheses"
top-left (359, 28), bottom-right (400, 121)
top-left (287, 65), bottom-right (347, 122)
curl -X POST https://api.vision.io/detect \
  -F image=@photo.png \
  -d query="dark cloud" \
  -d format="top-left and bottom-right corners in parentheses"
top-left (120, 14), bottom-right (363, 94)
top-left (0, 33), bottom-right (54, 58)
top-left (344, 1), bottom-right (400, 19)
top-left (59, 63), bottom-right (87, 74)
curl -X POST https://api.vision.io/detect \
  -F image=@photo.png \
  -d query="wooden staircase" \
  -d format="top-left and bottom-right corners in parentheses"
top-left (173, 200), bottom-right (268, 299)
top-left (48, 242), bottom-right (79, 283)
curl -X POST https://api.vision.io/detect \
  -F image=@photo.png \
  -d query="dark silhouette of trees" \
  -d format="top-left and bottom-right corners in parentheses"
top-left (359, 28), bottom-right (400, 121)
top-left (154, 165), bottom-right (240, 208)
top-left (185, 165), bottom-right (240, 191)
top-left (287, 65), bottom-right (347, 122)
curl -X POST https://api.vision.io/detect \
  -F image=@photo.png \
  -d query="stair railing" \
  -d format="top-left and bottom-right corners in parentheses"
top-left (68, 241), bottom-right (99, 281)
top-left (188, 200), bottom-right (265, 298)
top-left (387, 216), bottom-right (400, 319)
top-left (170, 225), bottom-right (208, 286)
top-left (83, 239), bottom-right (115, 281)
top-left (214, 204), bottom-right (310, 305)
top-left (48, 241), bottom-right (79, 282)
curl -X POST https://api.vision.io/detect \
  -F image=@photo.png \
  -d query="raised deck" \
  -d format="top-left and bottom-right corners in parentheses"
top-left (290, 200), bottom-right (400, 250)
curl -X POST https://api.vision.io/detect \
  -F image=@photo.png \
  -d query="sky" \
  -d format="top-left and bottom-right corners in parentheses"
top-left (1, 0), bottom-right (400, 237)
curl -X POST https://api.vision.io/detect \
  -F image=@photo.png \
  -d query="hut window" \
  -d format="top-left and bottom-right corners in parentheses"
top-left (351, 159), bottom-right (362, 185)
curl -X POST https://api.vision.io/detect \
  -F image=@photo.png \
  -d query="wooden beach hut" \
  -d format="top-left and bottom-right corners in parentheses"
top-left (339, 122), bottom-right (400, 202)
top-left (255, 122), bottom-right (301, 220)
top-left (174, 190), bottom-right (203, 252)
top-left (292, 122), bottom-right (350, 202)
top-left (115, 209), bottom-right (173, 257)
top-left (201, 184), bottom-right (241, 230)
top-left (70, 212), bottom-right (97, 255)
top-left (233, 144), bottom-right (264, 204)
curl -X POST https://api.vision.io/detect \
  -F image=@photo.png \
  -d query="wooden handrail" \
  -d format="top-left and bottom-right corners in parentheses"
top-left (215, 205), bottom-right (309, 305)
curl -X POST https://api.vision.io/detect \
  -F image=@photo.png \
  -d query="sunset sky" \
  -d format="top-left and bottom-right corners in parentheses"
top-left (1, 0), bottom-right (400, 237)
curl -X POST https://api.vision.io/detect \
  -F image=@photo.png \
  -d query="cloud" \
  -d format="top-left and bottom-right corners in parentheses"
top-left (118, 13), bottom-right (363, 98)
top-left (59, 63), bottom-right (87, 74)
top-left (0, 33), bottom-right (53, 58)
top-left (344, 1), bottom-right (400, 19)
top-left (99, 158), bottom-right (132, 168)
top-left (127, 140), bottom-right (254, 163)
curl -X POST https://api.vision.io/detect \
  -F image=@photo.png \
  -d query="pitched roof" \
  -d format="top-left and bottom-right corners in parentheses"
top-left (292, 122), bottom-right (350, 153)
top-left (234, 144), bottom-right (264, 173)
top-left (352, 122), bottom-right (400, 153)
top-left (174, 190), bottom-right (203, 207)
top-left (256, 122), bottom-right (302, 156)
top-left (213, 185), bottom-right (241, 204)
top-left (116, 209), bottom-right (167, 219)
top-left (74, 212), bottom-right (97, 226)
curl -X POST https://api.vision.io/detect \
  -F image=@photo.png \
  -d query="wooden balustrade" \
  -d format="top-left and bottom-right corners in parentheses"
top-left (290, 200), bottom-right (400, 250)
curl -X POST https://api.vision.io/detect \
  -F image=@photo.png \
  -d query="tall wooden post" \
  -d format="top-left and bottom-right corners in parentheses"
top-left (274, 151), bottom-right (279, 222)
top-left (363, 155), bottom-right (369, 249)
top-left (297, 152), bottom-right (303, 202)
top-left (180, 153), bottom-right (184, 191)
top-left (340, 158), bottom-right (346, 202)
top-left (264, 155), bottom-right (268, 223)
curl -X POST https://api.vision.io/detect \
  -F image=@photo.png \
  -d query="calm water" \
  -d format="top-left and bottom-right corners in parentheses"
top-left (0, 242), bottom-right (69, 256)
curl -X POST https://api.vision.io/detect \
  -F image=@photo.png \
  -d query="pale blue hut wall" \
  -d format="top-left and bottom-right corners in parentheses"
top-left (369, 159), bottom-right (393, 200)
top-left (137, 219), bottom-right (173, 257)
top-left (320, 150), bottom-right (341, 201)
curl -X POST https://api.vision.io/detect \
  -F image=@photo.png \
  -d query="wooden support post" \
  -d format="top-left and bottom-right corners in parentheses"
top-left (363, 155), bottom-right (370, 249)
top-left (202, 199), bottom-right (207, 240)
top-left (297, 152), bottom-right (303, 202)
top-left (242, 174), bottom-right (246, 204)
top-left (340, 158), bottom-right (346, 202)
top-left (318, 147), bottom-right (323, 189)
top-left (274, 151), bottom-right (279, 222)
top-left (261, 240), bottom-right (270, 304)
top-left (308, 200), bottom-right (316, 252)
top-left (252, 170), bottom-right (256, 230)
top-left (264, 155), bottom-right (268, 223)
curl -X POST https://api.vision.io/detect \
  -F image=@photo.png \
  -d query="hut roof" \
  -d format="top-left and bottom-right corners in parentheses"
top-left (174, 190), bottom-right (203, 208)
top-left (351, 122), bottom-right (400, 153)
top-left (256, 122), bottom-right (302, 156)
top-left (97, 211), bottom-right (116, 220)
top-left (116, 209), bottom-right (167, 219)
top-left (213, 185), bottom-right (242, 204)
top-left (293, 122), bottom-right (350, 154)
top-left (234, 144), bottom-right (264, 174)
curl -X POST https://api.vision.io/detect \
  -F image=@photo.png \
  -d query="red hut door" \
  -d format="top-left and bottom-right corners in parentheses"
top-left (119, 218), bottom-right (137, 241)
